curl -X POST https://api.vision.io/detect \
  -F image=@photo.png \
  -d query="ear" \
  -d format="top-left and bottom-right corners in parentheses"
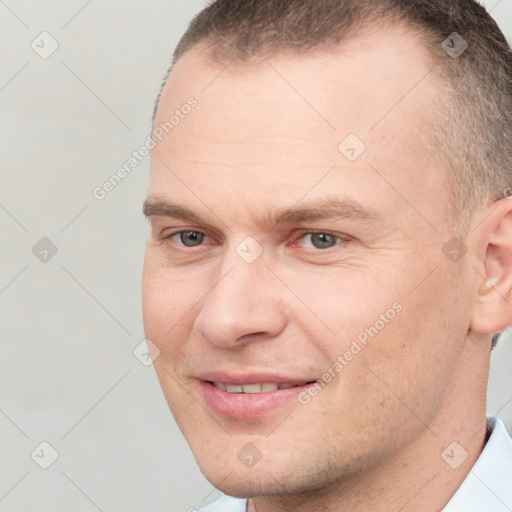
top-left (470, 198), bottom-right (512, 335)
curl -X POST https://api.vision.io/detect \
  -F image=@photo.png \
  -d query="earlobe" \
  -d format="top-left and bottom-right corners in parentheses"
top-left (470, 200), bottom-right (512, 336)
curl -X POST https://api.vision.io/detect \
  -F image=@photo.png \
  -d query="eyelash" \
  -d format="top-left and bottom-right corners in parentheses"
top-left (162, 229), bottom-right (349, 250)
top-left (163, 230), bottom-right (213, 246)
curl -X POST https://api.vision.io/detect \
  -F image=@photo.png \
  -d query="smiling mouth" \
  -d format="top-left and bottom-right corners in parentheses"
top-left (209, 381), bottom-right (316, 394)
top-left (201, 379), bottom-right (318, 418)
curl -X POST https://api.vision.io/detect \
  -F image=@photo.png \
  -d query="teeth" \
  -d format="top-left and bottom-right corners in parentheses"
top-left (213, 382), bottom-right (301, 393)
top-left (277, 383), bottom-right (296, 389)
top-left (226, 384), bottom-right (243, 393)
top-left (242, 384), bottom-right (262, 393)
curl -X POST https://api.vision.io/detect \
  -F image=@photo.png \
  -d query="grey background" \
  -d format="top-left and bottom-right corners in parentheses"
top-left (0, 1), bottom-right (511, 511)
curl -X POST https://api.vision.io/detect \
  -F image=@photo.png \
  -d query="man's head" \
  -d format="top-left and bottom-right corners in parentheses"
top-left (142, 0), bottom-right (512, 507)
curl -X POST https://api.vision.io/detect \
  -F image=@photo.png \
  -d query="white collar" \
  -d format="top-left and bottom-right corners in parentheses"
top-left (443, 416), bottom-right (512, 511)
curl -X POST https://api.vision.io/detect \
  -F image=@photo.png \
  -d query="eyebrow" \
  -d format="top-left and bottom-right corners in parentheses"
top-left (268, 197), bottom-right (384, 225)
top-left (143, 198), bottom-right (204, 224)
top-left (142, 195), bottom-right (385, 227)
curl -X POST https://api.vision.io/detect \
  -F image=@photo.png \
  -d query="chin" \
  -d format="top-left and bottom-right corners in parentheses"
top-left (202, 472), bottom-right (289, 499)
top-left (197, 454), bottom-right (345, 499)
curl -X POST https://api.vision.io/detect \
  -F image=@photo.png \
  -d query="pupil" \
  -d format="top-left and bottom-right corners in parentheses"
top-left (180, 231), bottom-right (204, 246)
top-left (312, 233), bottom-right (336, 249)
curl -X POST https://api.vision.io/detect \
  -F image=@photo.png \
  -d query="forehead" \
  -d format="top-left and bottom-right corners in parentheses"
top-left (150, 24), bottom-right (448, 230)
top-left (156, 24), bottom-right (437, 131)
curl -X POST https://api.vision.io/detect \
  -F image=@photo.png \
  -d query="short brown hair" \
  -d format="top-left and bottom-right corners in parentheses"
top-left (157, 0), bottom-right (512, 234)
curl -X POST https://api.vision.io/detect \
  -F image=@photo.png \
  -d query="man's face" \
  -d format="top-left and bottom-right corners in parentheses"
top-left (142, 26), bottom-right (478, 497)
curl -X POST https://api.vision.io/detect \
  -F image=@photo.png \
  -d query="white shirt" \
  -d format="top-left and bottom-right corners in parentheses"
top-left (199, 417), bottom-right (512, 512)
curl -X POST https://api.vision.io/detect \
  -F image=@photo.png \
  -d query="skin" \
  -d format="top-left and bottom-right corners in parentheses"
top-left (142, 24), bottom-right (512, 512)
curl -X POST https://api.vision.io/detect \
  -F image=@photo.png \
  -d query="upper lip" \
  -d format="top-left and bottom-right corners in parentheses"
top-left (197, 371), bottom-right (317, 386)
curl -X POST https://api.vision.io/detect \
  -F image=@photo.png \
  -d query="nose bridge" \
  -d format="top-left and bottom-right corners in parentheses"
top-left (194, 248), bottom-right (286, 346)
top-left (213, 260), bottom-right (260, 313)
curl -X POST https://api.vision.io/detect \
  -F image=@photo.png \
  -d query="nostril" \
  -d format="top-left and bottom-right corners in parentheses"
top-left (236, 332), bottom-right (269, 343)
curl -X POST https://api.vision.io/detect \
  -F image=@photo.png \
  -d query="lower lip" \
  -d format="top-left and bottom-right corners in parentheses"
top-left (200, 381), bottom-right (314, 419)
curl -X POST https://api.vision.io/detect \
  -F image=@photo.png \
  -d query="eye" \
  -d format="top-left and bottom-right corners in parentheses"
top-left (172, 230), bottom-right (207, 247)
top-left (300, 232), bottom-right (342, 250)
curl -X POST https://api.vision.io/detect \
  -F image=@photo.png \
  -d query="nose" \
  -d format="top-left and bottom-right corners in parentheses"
top-left (193, 256), bottom-right (288, 348)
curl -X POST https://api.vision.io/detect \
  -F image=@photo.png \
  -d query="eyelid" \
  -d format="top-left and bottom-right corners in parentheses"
top-left (148, 214), bottom-right (221, 238)
top-left (158, 227), bottom-right (351, 250)
top-left (162, 228), bottom-right (205, 237)
top-left (159, 228), bottom-right (213, 248)
top-left (292, 229), bottom-right (351, 246)
top-left (158, 225), bottom-right (210, 239)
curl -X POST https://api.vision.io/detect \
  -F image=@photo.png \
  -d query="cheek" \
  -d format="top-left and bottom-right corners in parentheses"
top-left (276, 264), bottom-right (404, 353)
top-left (357, 271), bottom-right (468, 422)
top-left (142, 264), bottom-right (203, 421)
top-left (288, 256), bottom-right (463, 410)
top-left (142, 268), bottom-right (173, 342)
top-left (141, 259), bottom-right (200, 350)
